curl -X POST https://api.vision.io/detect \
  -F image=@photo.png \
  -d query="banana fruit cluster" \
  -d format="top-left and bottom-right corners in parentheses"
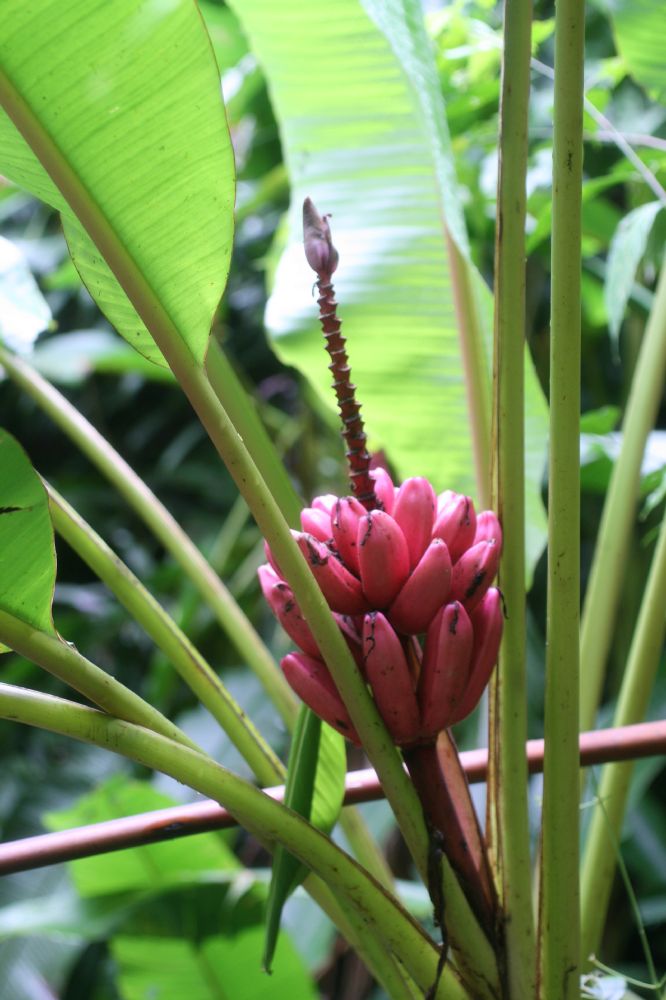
top-left (259, 469), bottom-right (503, 747)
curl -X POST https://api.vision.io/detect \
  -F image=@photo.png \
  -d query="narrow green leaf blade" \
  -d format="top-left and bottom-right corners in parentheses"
top-left (263, 708), bottom-right (345, 972)
top-left (309, 720), bottom-right (346, 833)
top-left (0, 429), bottom-right (56, 646)
top-left (605, 201), bottom-right (663, 344)
top-left (0, 0), bottom-right (234, 367)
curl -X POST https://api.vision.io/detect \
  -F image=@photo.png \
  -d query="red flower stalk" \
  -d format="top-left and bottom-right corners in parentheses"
top-left (303, 198), bottom-right (378, 510)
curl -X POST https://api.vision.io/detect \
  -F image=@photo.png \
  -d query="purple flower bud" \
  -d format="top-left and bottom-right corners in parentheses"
top-left (303, 197), bottom-right (339, 276)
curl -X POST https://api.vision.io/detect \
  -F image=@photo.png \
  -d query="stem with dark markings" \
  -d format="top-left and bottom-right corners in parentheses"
top-left (302, 197), bottom-right (379, 510)
top-left (314, 273), bottom-right (378, 509)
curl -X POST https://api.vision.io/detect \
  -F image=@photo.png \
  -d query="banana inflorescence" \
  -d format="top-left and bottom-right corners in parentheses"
top-left (259, 470), bottom-right (503, 748)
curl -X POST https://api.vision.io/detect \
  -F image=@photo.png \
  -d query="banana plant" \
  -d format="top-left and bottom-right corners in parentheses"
top-left (1, 2), bottom-right (665, 999)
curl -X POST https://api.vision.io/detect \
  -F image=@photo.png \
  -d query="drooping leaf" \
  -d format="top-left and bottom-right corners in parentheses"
top-left (113, 927), bottom-right (317, 1000)
top-left (0, 429), bottom-right (56, 649)
top-left (263, 708), bottom-right (345, 972)
top-left (605, 201), bottom-right (663, 346)
top-left (0, 0), bottom-right (234, 367)
top-left (30, 330), bottom-right (176, 386)
top-left (44, 776), bottom-right (239, 898)
top-left (230, 0), bottom-right (548, 578)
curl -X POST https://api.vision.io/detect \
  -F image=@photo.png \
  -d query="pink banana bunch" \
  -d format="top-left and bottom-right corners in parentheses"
top-left (259, 469), bottom-right (503, 747)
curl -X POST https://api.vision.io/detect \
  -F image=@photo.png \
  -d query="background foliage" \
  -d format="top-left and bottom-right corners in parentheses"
top-left (0, 0), bottom-right (665, 997)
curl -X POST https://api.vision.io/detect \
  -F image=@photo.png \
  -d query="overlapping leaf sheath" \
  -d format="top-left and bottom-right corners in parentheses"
top-left (259, 469), bottom-right (503, 746)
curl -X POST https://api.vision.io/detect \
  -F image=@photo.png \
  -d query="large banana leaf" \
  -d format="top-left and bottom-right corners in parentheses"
top-left (0, 0), bottom-right (234, 367)
top-left (230, 0), bottom-right (548, 574)
top-left (609, 0), bottom-right (666, 102)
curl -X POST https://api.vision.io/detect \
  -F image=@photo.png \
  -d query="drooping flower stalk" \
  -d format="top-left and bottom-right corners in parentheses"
top-left (303, 198), bottom-right (378, 510)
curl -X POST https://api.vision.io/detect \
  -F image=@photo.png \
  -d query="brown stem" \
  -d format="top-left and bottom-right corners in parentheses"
top-left (303, 197), bottom-right (378, 509)
top-left (315, 275), bottom-right (377, 508)
top-left (404, 737), bottom-right (497, 939)
top-left (1, 719), bottom-right (664, 876)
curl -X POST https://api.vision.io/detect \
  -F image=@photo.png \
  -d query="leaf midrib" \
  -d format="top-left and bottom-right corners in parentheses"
top-left (0, 65), bottom-right (192, 366)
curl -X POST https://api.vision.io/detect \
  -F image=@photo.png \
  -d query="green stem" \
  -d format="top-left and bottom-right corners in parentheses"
top-left (0, 683), bottom-right (470, 1000)
top-left (488, 0), bottom-right (536, 994)
top-left (539, 2), bottom-right (585, 996)
top-left (580, 506), bottom-right (666, 961)
top-left (46, 483), bottom-right (284, 787)
top-left (437, 855), bottom-right (502, 1000)
top-left (0, 83), bottom-right (495, 986)
top-left (327, 891), bottom-right (422, 1000)
top-left (0, 610), bottom-right (199, 753)
top-left (579, 257), bottom-right (666, 732)
top-left (205, 340), bottom-right (303, 528)
top-left (0, 345), bottom-right (297, 726)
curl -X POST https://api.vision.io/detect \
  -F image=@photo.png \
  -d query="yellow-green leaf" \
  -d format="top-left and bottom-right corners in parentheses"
top-left (0, 0), bottom-right (234, 367)
top-left (0, 430), bottom-right (56, 647)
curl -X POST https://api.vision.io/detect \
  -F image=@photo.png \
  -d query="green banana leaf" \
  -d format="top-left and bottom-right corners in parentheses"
top-left (0, 0), bottom-right (234, 367)
top-left (0, 430), bottom-right (57, 649)
top-left (113, 928), bottom-right (317, 1000)
top-left (229, 0), bottom-right (549, 579)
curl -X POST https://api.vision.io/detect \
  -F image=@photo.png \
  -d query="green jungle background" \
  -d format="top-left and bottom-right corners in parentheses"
top-left (0, 0), bottom-right (665, 997)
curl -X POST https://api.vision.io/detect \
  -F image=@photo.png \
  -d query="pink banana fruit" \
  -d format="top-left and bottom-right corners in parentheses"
top-left (432, 493), bottom-right (477, 562)
top-left (474, 510), bottom-right (503, 547)
top-left (335, 613), bottom-right (365, 670)
top-left (312, 494), bottom-right (338, 515)
top-left (300, 506), bottom-right (333, 542)
top-left (263, 540), bottom-right (282, 578)
top-left (257, 564), bottom-right (320, 657)
top-left (450, 588), bottom-right (503, 724)
top-left (419, 601), bottom-right (474, 738)
top-left (392, 476), bottom-right (437, 568)
top-left (436, 489), bottom-right (453, 512)
top-left (357, 510), bottom-right (410, 607)
top-left (362, 612), bottom-right (420, 745)
top-left (282, 652), bottom-right (359, 743)
top-left (369, 466), bottom-right (395, 514)
top-left (294, 531), bottom-right (369, 615)
top-left (388, 538), bottom-right (452, 634)
top-left (257, 562), bottom-right (281, 591)
top-left (449, 538), bottom-right (500, 614)
top-left (331, 496), bottom-right (366, 573)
